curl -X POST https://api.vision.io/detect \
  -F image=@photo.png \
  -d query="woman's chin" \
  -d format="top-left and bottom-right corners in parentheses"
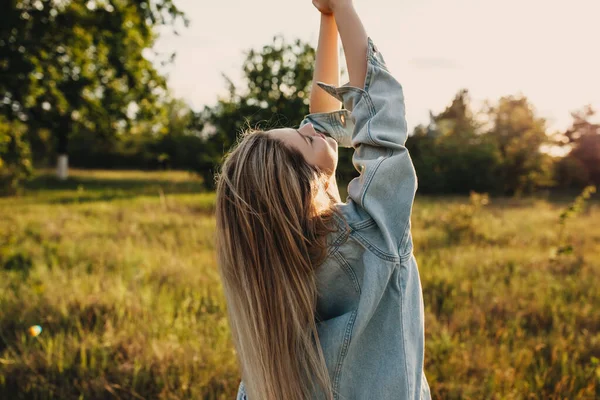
top-left (325, 135), bottom-right (337, 150)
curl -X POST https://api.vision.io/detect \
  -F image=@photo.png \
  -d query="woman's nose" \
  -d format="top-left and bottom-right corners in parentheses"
top-left (302, 123), bottom-right (316, 136)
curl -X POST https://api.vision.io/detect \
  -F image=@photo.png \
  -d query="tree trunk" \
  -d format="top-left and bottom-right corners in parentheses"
top-left (57, 154), bottom-right (69, 180)
top-left (56, 117), bottom-right (71, 180)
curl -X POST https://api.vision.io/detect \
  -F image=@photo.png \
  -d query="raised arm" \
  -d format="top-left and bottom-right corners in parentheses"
top-left (311, 0), bottom-right (368, 91)
top-left (309, 13), bottom-right (342, 113)
top-left (331, 0), bottom-right (368, 89)
top-left (304, 0), bottom-right (417, 254)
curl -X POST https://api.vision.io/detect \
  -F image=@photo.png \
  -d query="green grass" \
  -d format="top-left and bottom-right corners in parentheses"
top-left (1, 170), bottom-right (599, 399)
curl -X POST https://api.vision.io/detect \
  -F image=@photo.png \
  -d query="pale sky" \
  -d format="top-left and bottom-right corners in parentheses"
top-left (154, 0), bottom-right (600, 133)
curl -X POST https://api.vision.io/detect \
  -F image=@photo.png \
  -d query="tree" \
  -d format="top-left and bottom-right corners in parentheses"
top-left (209, 34), bottom-right (314, 141)
top-left (0, 116), bottom-right (33, 195)
top-left (484, 95), bottom-right (553, 195)
top-left (556, 105), bottom-right (600, 188)
top-left (0, 0), bottom-right (187, 179)
top-left (407, 90), bottom-right (501, 194)
top-left (152, 98), bottom-right (206, 170)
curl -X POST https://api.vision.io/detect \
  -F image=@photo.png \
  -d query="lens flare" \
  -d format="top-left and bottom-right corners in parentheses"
top-left (28, 325), bottom-right (42, 337)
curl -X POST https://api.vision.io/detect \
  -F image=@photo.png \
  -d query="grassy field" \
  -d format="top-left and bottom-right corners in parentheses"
top-left (1, 169), bottom-right (599, 399)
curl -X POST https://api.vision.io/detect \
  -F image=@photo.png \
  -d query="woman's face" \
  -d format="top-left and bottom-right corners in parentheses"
top-left (267, 122), bottom-right (338, 177)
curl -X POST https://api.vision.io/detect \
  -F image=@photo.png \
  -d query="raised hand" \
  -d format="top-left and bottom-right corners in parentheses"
top-left (311, 0), bottom-right (335, 15)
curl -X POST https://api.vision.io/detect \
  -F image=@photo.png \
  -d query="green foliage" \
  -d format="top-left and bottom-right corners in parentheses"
top-left (200, 36), bottom-right (318, 189)
top-left (1, 171), bottom-right (600, 398)
top-left (486, 95), bottom-right (554, 194)
top-left (407, 90), bottom-right (502, 194)
top-left (0, 0), bottom-right (187, 162)
top-left (557, 106), bottom-right (600, 188)
top-left (2, 6), bottom-right (597, 200)
top-left (408, 90), bottom-right (555, 195)
top-left (554, 155), bottom-right (590, 190)
top-left (553, 185), bottom-right (596, 257)
top-left (440, 191), bottom-right (490, 243)
top-left (65, 98), bottom-right (207, 171)
top-left (0, 116), bottom-right (33, 195)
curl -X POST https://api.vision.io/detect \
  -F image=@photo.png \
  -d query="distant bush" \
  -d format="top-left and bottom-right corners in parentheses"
top-left (440, 191), bottom-right (490, 243)
top-left (67, 131), bottom-right (207, 173)
top-left (554, 156), bottom-right (590, 190)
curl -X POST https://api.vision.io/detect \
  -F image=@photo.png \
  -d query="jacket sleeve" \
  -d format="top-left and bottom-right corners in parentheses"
top-left (236, 380), bottom-right (246, 400)
top-left (299, 37), bottom-right (417, 253)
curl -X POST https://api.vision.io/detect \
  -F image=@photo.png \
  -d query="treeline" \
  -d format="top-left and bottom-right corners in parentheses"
top-left (406, 93), bottom-right (599, 195)
top-left (1, 2), bottom-right (598, 195)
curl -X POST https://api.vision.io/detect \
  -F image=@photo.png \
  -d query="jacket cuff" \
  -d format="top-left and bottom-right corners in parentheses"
top-left (298, 109), bottom-right (354, 148)
top-left (299, 37), bottom-right (388, 148)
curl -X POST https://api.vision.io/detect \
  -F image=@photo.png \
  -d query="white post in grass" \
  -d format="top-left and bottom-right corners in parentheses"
top-left (57, 154), bottom-right (69, 180)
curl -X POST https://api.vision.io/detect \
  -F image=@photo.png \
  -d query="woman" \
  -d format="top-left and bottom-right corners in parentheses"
top-left (215, 0), bottom-right (431, 399)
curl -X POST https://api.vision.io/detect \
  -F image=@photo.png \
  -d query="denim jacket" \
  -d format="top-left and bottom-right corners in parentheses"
top-left (237, 37), bottom-right (430, 400)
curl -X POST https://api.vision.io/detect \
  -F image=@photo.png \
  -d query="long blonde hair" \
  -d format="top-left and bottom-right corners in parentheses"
top-left (215, 128), bottom-right (347, 400)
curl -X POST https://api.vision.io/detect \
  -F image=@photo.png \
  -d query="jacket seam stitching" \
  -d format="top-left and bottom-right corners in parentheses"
top-left (398, 217), bottom-right (412, 258)
top-left (364, 40), bottom-right (376, 93)
top-left (359, 146), bottom-right (393, 210)
top-left (399, 222), bottom-right (410, 253)
top-left (372, 56), bottom-right (389, 72)
top-left (398, 281), bottom-right (411, 398)
top-left (328, 215), bottom-right (351, 254)
top-left (337, 86), bottom-right (375, 116)
top-left (332, 308), bottom-right (358, 400)
top-left (334, 251), bottom-right (361, 295)
top-left (399, 250), bottom-right (413, 263)
top-left (332, 207), bottom-right (379, 232)
top-left (350, 232), bottom-right (400, 262)
top-left (363, 92), bottom-right (377, 120)
top-left (397, 181), bottom-right (416, 256)
top-left (333, 229), bottom-right (350, 246)
top-left (327, 235), bottom-right (348, 257)
top-left (328, 112), bottom-right (339, 137)
top-left (365, 116), bottom-right (377, 146)
top-left (351, 218), bottom-right (377, 230)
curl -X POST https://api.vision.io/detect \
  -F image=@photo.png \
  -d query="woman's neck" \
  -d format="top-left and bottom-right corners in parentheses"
top-left (326, 175), bottom-right (342, 204)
